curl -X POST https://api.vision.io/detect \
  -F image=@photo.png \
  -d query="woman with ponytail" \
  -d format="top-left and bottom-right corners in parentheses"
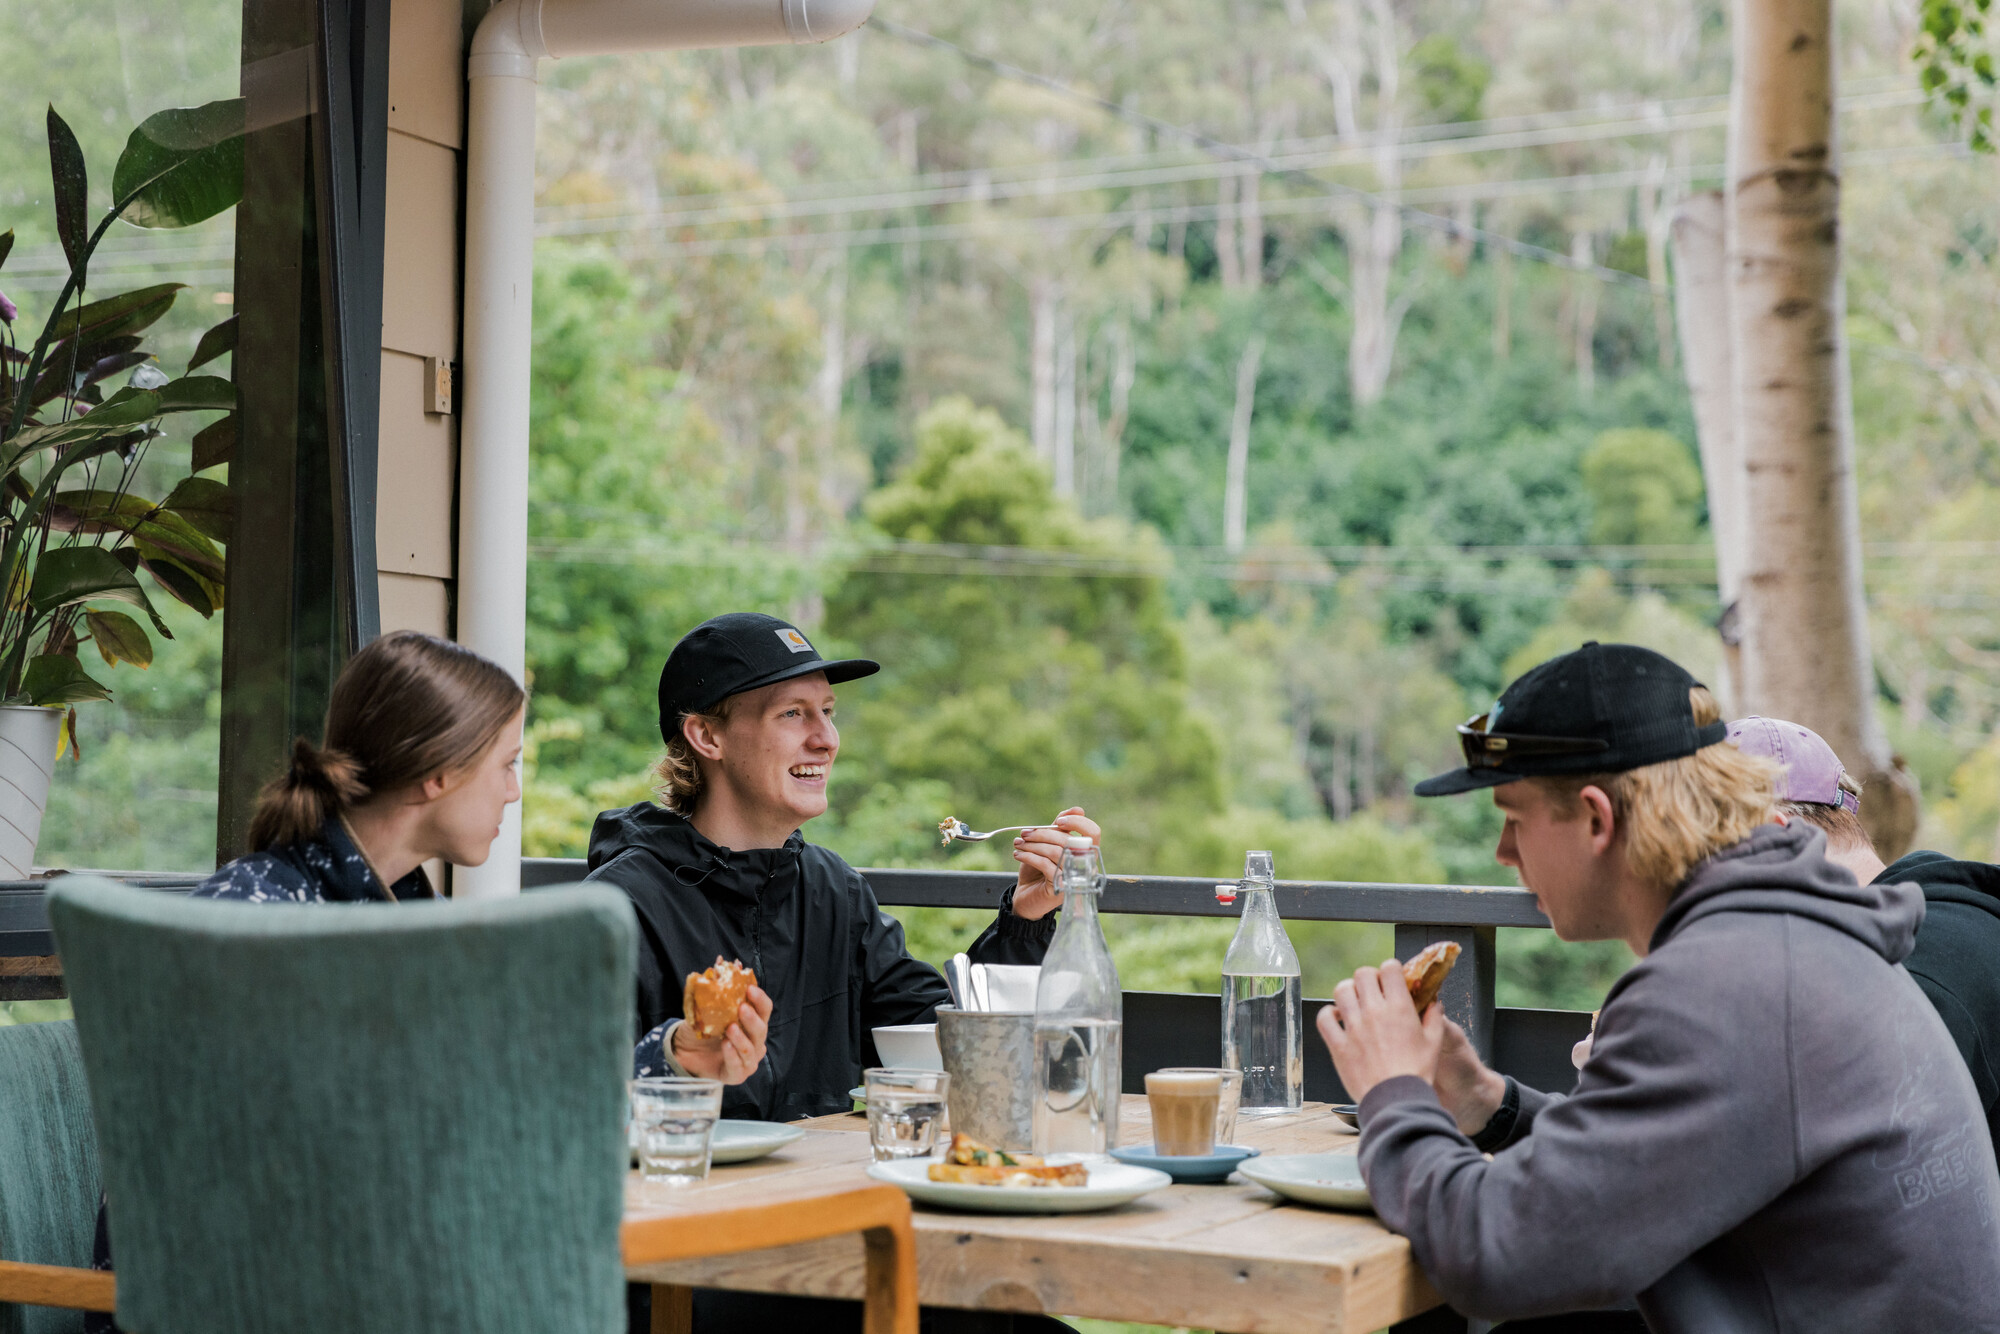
top-left (86, 632), bottom-right (529, 1334)
top-left (197, 630), bottom-right (527, 902)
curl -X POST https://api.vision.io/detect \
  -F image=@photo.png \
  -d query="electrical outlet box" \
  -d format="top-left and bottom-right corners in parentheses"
top-left (423, 356), bottom-right (454, 415)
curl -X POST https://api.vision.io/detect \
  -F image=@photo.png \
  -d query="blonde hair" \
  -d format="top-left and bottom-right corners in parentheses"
top-left (1777, 799), bottom-right (1872, 852)
top-left (1531, 686), bottom-right (1781, 892)
top-left (652, 694), bottom-right (739, 814)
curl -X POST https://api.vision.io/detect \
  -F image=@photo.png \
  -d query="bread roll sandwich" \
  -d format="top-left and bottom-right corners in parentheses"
top-left (1403, 940), bottom-right (1461, 1014)
top-left (683, 956), bottom-right (755, 1039)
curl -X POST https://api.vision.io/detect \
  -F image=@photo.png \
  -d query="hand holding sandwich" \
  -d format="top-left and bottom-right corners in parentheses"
top-left (1319, 959), bottom-right (1446, 1102)
top-left (1321, 950), bottom-right (1508, 1130)
top-left (672, 958), bottom-right (773, 1084)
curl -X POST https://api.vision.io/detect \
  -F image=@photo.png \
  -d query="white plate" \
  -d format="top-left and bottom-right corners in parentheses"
top-left (1235, 1152), bottom-right (1374, 1211)
top-left (866, 1157), bottom-right (1172, 1214)
top-left (710, 1120), bottom-right (805, 1164)
top-left (849, 1085), bottom-right (867, 1105)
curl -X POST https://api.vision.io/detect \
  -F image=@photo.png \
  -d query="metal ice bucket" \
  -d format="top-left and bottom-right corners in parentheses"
top-left (935, 1004), bottom-right (1037, 1152)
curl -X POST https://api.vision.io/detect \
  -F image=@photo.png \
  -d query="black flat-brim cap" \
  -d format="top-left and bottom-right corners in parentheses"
top-left (1415, 641), bottom-right (1727, 797)
top-left (658, 612), bottom-right (880, 744)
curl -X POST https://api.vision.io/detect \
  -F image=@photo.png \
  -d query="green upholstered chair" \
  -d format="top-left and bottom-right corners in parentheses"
top-left (0, 1019), bottom-right (111, 1334)
top-left (47, 877), bottom-right (636, 1334)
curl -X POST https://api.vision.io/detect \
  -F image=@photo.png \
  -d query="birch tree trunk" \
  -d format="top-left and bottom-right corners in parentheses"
top-left (1728, 0), bottom-right (1919, 855)
top-left (1238, 167), bottom-right (1265, 290)
top-left (1671, 190), bottom-right (1745, 711)
top-left (1223, 333), bottom-right (1266, 552)
top-left (1292, 0), bottom-right (1404, 406)
top-left (1571, 232), bottom-right (1597, 398)
top-left (1101, 319), bottom-right (1136, 504)
top-left (1216, 174), bottom-right (1243, 291)
top-left (1643, 155), bottom-right (1678, 371)
top-left (1030, 278), bottom-right (1057, 467)
top-left (1054, 306), bottom-right (1077, 497)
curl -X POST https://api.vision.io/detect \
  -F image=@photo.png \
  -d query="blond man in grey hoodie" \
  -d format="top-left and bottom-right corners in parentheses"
top-left (1323, 644), bottom-right (2000, 1333)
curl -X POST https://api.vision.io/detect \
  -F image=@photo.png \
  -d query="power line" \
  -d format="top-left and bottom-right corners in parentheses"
top-left (536, 88), bottom-right (1925, 241)
top-left (576, 144), bottom-right (1962, 263)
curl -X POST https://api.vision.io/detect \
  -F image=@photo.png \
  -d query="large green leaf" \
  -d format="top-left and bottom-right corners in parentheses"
top-left (4, 395), bottom-right (158, 461)
top-left (186, 315), bottom-right (236, 373)
top-left (30, 544), bottom-right (148, 614)
top-left (112, 99), bottom-right (246, 230)
top-left (137, 555), bottom-right (216, 618)
top-left (29, 341), bottom-right (148, 408)
top-left (47, 107), bottom-right (88, 277)
top-left (162, 476), bottom-right (233, 544)
top-left (6, 376), bottom-right (235, 465)
top-left (157, 375), bottom-right (234, 413)
top-left (84, 608), bottom-right (152, 668)
top-left (132, 516), bottom-right (225, 583)
top-left (191, 415), bottom-right (233, 473)
top-left (45, 285), bottom-right (182, 345)
top-left (48, 489), bottom-right (157, 536)
top-left (22, 653), bottom-right (110, 705)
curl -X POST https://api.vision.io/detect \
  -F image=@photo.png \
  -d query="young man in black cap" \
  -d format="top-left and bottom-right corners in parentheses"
top-left (585, 612), bottom-right (1093, 1121)
top-left (1317, 643), bottom-right (2000, 1332)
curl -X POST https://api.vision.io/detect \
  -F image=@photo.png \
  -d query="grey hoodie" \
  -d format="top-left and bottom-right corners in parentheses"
top-left (1357, 822), bottom-right (2000, 1332)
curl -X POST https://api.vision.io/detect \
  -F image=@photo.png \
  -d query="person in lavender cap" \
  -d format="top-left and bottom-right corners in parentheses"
top-left (1730, 714), bottom-right (2000, 1149)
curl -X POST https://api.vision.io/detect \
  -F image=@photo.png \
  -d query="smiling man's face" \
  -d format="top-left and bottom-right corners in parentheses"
top-left (698, 672), bottom-right (840, 831)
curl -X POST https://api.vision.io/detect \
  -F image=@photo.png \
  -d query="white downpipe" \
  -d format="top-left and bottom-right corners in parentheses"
top-left (455, 0), bottom-right (873, 898)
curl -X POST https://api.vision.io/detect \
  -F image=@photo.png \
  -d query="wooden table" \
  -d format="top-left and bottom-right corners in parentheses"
top-left (622, 1097), bottom-right (1442, 1334)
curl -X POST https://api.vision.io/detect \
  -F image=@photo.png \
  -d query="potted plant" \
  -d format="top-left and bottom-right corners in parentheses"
top-left (0, 99), bottom-right (246, 877)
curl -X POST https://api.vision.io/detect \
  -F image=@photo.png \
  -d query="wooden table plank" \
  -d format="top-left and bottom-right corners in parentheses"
top-left (622, 1097), bottom-right (1440, 1334)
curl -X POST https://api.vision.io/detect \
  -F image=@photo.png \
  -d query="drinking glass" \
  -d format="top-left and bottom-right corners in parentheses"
top-left (865, 1067), bottom-right (950, 1162)
top-left (631, 1077), bottom-right (723, 1185)
top-left (1145, 1069), bottom-right (1221, 1156)
top-left (1157, 1067), bottom-right (1244, 1145)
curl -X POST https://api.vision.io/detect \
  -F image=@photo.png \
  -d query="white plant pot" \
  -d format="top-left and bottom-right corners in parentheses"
top-left (0, 705), bottom-right (63, 879)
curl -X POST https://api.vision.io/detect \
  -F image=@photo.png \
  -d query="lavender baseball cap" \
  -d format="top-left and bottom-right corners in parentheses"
top-left (1726, 716), bottom-right (1860, 814)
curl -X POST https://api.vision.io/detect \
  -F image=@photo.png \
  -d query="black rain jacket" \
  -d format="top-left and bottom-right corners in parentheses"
top-left (584, 802), bottom-right (1054, 1120)
top-left (1882, 849), bottom-right (2000, 1149)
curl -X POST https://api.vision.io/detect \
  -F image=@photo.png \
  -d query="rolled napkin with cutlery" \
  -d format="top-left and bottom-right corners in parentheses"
top-left (969, 963), bottom-right (1041, 1012)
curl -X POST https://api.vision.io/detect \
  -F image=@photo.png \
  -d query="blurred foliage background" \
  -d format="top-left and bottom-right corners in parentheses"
top-left (6, 0), bottom-right (2000, 1029)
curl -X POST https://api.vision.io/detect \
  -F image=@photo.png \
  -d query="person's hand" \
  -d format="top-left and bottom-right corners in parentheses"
top-left (1317, 960), bottom-right (1445, 1104)
top-left (1434, 1017), bottom-right (1508, 1135)
top-left (1009, 808), bottom-right (1100, 921)
top-left (669, 985), bottom-right (772, 1085)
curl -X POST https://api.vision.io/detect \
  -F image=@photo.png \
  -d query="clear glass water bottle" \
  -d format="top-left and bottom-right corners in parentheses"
top-left (1221, 850), bottom-right (1303, 1116)
top-left (1033, 832), bottom-right (1123, 1155)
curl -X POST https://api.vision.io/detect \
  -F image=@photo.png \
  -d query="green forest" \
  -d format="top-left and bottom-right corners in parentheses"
top-left (6, 0), bottom-right (2000, 1016)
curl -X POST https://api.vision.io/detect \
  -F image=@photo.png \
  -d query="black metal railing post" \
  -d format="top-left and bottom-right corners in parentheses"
top-left (1395, 923), bottom-right (1498, 1060)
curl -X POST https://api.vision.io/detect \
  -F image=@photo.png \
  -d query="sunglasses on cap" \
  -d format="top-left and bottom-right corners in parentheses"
top-left (1456, 713), bottom-right (1612, 769)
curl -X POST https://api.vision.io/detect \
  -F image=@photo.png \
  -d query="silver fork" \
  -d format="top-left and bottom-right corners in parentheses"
top-left (938, 817), bottom-right (1043, 846)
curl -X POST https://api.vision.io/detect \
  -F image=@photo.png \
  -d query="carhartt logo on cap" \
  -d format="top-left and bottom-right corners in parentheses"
top-left (776, 628), bottom-right (813, 654)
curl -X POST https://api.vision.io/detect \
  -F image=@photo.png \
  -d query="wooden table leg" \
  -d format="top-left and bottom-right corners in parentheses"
top-left (650, 1282), bottom-right (694, 1334)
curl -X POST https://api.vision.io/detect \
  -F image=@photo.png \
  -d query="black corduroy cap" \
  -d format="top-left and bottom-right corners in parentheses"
top-left (656, 613), bottom-right (879, 745)
top-left (1415, 642), bottom-right (1726, 797)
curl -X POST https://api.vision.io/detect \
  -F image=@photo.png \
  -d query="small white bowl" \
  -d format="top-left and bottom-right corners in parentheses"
top-left (872, 1023), bottom-right (943, 1070)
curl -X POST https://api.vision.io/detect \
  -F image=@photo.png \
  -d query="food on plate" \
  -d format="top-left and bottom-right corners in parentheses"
top-left (1403, 940), bottom-right (1462, 1013)
top-left (939, 817), bottom-right (964, 846)
top-left (683, 956), bottom-right (756, 1039)
top-left (926, 1133), bottom-right (1088, 1187)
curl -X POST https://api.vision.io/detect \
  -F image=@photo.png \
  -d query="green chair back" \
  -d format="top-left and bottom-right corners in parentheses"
top-left (0, 1019), bottom-right (99, 1334)
top-left (48, 877), bottom-right (636, 1334)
